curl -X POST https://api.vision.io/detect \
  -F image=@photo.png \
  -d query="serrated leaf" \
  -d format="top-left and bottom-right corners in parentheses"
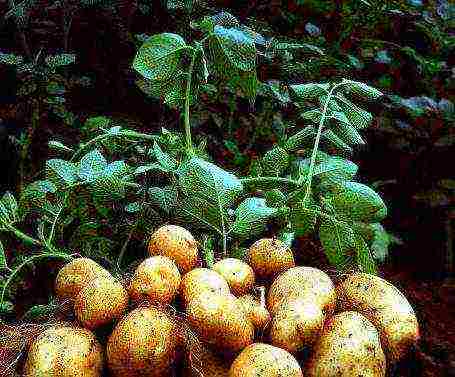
top-left (78, 150), bottom-right (107, 182)
top-left (133, 33), bottom-right (187, 81)
top-left (289, 83), bottom-right (329, 101)
top-left (319, 218), bottom-right (355, 269)
top-left (341, 79), bottom-right (383, 100)
top-left (261, 146), bottom-right (289, 177)
top-left (46, 159), bottom-right (78, 186)
top-left (45, 53), bottom-right (75, 68)
top-left (335, 93), bottom-right (373, 129)
top-left (354, 234), bottom-right (377, 274)
top-left (230, 197), bottom-right (280, 239)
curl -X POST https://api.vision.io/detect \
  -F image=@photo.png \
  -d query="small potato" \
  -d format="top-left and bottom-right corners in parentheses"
top-left (306, 311), bottom-right (386, 377)
top-left (229, 343), bottom-right (303, 377)
top-left (74, 276), bottom-right (129, 330)
top-left (55, 257), bottom-right (112, 301)
top-left (24, 325), bottom-right (103, 377)
top-left (180, 268), bottom-right (230, 306)
top-left (148, 224), bottom-right (198, 274)
top-left (187, 291), bottom-right (254, 353)
top-left (107, 306), bottom-right (180, 377)
top-left (247, 238), bottom-right (295, 279)
top-left (267, 266), bottom-right (336, 316)
top-left (269, 298), bottom-right (324, 354)
top-left (129, 256), bottom-right (181, 305)
top-left (336, 272), bottom-right (420, 364)
top-left (212, 258), bottom-right (255, 296)
top-left (236, 294), bottom-right (271, 331)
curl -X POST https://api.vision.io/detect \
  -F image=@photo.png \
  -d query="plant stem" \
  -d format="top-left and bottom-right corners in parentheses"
top-left (184, 49), bottom-right (197, 154)
top-left (240, 177), bottom-right (301, 188)
top-left (5, 224), bottom-right (42, 246)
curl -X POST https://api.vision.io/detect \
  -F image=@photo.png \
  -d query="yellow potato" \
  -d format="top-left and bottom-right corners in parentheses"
top-left (107, 306), bottom-right (180, 377)
top-left (148, 224), bottom-right (198, 274)
top-left (267, 266), bottom-right (336, 316)
top-left (129, 256), bottom-right (181, 305)
top-left (187, 291), bottom-right (254, 353)
top-left (269, 297), bottom-right (324, 354)
top-left (229, 343), bottom-right (303, 377)
top-left (246, 238), bottom-right (295, 279)
top-left (180, 268), bottom-right (230, 306)
top-left (74, 276), bottom-right (129, 330)
top-left (306, 311), bottom-right (386, 377)
top-left (24, 325), bottom-right (103, 376)
top-left (54, 257), bottom-right (112, 301)
top-left (212, 258), bottom-right (255, 296)
top-left (236, 294), bottom-right (271, 331)
top-left (336, 272), bottom-right (420, 364)
top-left (185, 344), bottom-right (230, 377)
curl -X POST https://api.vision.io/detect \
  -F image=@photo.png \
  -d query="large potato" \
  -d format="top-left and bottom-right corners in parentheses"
top-left (148, 224), bottom-right (198, 274)
top-left (246, 238), bottom-right (295, 279)
top-left (267, 266), bottom-right (336, 316)
top-left (306, 311), bottom-right (386, 377)
top-left (212, 258), bottom-right (255, 296)
top-left (74, 276), bottom-right (129, 330)
top-left (129, 256), bottom-right (181, 305)
top-left (54, 257), bottom-right (112, 301)
top-left (336, 272), bottom-right (420, 364)
top-left (24, 325), bottom-right (103, 376)
top-left (187, 291), bottom-right (254, 353)
top-left (229, 343), bottom-right (303, 377)
top-left (269, 297), bottom-right (324, 354)
top-left (236, 294), bottom-right (271, 331)
top-left (180, 268), bottom-right (230, 306)
top-left (107, 306), bottom-right (180, 377)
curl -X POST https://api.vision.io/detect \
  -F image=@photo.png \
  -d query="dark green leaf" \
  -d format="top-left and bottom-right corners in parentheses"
top-left (261, 146), bottom-right (289, 177)
top-left (0, 240), bottom-right (7, 270)
top-left (354, 234), bottom-right (377, 274)
top-left (45, 54), bottom-right (75, 68)
top-left (289, 83), bottom-right (329, 101)
top-left (341, 79), bottom-right (383, 101)
top-left (46, 159), bottom-right (78, 186)
top-left (289, 198), bottom-right (320, 237)
top-left (335, 93), bottom-right (373, 129)
top-left (284, 126), bottom-right (317, 151)
top-left (148, 186), bottom-right (177, 214)
top-left (319, 218), bottom-right (355, 269)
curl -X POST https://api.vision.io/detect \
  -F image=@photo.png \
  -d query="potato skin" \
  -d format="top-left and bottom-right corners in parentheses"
top-left (269, 297), bottom-right (324, 354)
top-left (236, 294), bottom-right (271, 331)
top-left (107, 306), bottom-right (180, 377)
top-left (24, 325), bottom-right (103, 377)
top-left (267, 266), bottom-right (336, 316)
top-left (185, 345), bottom-right (230, 377)
top-left (129, 256), bottom-right (181, 305)
top-left (212, 258), bottom-right (255, 296)
top-left (55, 257), bottom-right (112, 301)
top-left (306, 311), bottom-right (386, 377)
top-left (228, 343), bottom-right (303, 377)
top-left (74, 276), bottom-right (129, 330)
top-left (180, 268), bottom-right (230, 306)
top-left (148, 224), bottom-right (198, 274)
top-left (336, 272), bottom-right (420, 364)
top-left (246, 239), bottom-right (295, 279)
top-left (187, 291), bottom-right (254, 353)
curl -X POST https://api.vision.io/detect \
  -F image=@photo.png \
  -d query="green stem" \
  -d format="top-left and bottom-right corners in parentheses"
top-left (241, 177), bottom-right (301, 188)
top-left (5, 224), bottom-right (42, 247)
top-left (184, 49), bottom-right (197, 154)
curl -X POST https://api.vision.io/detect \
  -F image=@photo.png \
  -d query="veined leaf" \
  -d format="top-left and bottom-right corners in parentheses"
top-left (284, 125), bottom-right (317, 151)
top-left (148, 186), bottom-right (178, 214)
top-left (290, 199), bottom-right (320, 237)
top-left (48, 140), bottom-right (74, 153)
top-left (78, 150), bottom-right (107, 182)
top-left (0, 240), bottom-right (7, 270)
top-left (313, 156), bottom-right (358, 182)
top-left (300, 109), bottom-right (322, 123)
top-left (265, 189), bottom-right (287, 207)
top-left (153, 142), bottom-right (178, 172)
top-left (0, 192), bottom-right (18, 226)
top-left (328, 112), bottom-right (365, 145)
top-left (46, 159), bottom-right (78, 186)
top-left (322, 129), bottom-right (353, 154)
top-left (341, 79), bottom-right (383, 101)
top-left (45, 53), bottom-right (75, 68)
top-left (289, 83), bottom-right (329, 101)
top-left (133, 33), bottom-right (187, 81)
top-left (319, 218), bottom-right (355, 269)
top-left (335, 93), bottom-right (373, 129)
top-left (354, 234), bottom-right (377, 274)
top-left (261, 146), bottom-right (289, 177)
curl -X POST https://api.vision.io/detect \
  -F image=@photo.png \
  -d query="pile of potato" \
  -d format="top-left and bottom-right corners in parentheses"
top-left (23, 224), bottom-right (420, 377)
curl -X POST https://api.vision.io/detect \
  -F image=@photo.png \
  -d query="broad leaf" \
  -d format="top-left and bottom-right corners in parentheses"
top-left (284, 126), bottom-right (317, 151)
top-left (46, 159), bottom-right (78, 186)
top-left (354, 234), bottom-right (377, 274)
top-left (313, 156), bottom-right (358, 182)
top-left (148, 186), bottom-right (178, 215)
top-left (322, 129), bottom-right (353, 154)
top-left (335, 93), bottom-right (373, 129)
top-left (319, 218), bottom-right (355, 269)
top-left (290, 199), bottom-right (320, 237)
top-left (341, 79), bottom-right (383, 101)
top-left (290, 83), bottom-right (329, 102)
top-left (153, 142), bottom-right (178, 172)
top-left (78, 150), bottom-right (107, 182)
top-left (45, 53), bottom-right (75, 68)
top-left (0, 240), bottom-right (7, 270)
top-left (261, 146), bottom-right (289, 177)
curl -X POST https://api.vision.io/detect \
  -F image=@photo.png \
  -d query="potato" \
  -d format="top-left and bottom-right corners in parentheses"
top-left (306, 311), bottom-right (386, 377)
top-left (336, 272), bottom-right (420, 364)
top-left (187, 291), bottom-right (254, 353)
top-left (267, 266), bottom-right (336, 316)
top-left (180, 268), bottom-right (230, 306)
top-left (148, 224), bottom-right (198, 274)
top-left (229, 343), bottom-right (303, 377)
top-left (54, 257), bottom-right (112, 301)
top-left (236, 294), bottom-right (271, 331)
top-left (212, 258), bottom-right (255, 296)
top-left (74, 276), bottom-right (129, 330)
top-left (129, 256), bottom-right (181, 305)
top-left (269, 297), bottom-right (324, 354)
top-left (24, 325), bottom-right (103, 377)
top-left (246, 238), bottom-right (295, 279)
top-left (185, 345), bottom-right (230, 377)
top-left (107, 306), bottom-right (180, 377)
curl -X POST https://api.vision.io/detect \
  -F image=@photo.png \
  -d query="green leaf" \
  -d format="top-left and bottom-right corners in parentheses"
top-left (0, 192), bottom-right (19, 227)
top-left (45, 53), bottom-right (75, 68)
top-left (284, 126), bottom-right (317, 151)
top-left (289, 83), bottom-right (329, 101)
top-left (133, 33), bottom-right (187, 81)
top-left (78, 150), bottom-right (108, 182)
top-left (230, 197), bottom-right (281, 239)
top-left (153, 142), bottom-right (177, 172)
top-left (0, 240), bottom-right (7, 270)
top-left (369, 223), bottom-right (400, 262)
top-left (265, 189), bottom-right (287, 207)
top-left (261, 146), bottom-right (289, 177)
top-left (323, 181), bottom-right (387, 223)
top-left (48, 140), bottom-right (74, 153)
top-left (313, 156), bottom-right (358, 182)
top-left (322, 129), bottom-right (353, 154)
top-left (319, 218), bottom-right (355, 269)
top-left (341, 79), bottom-right (383, 101)
top-left (46, 159), bottom-right (78, 186)
top-left (289, 198), bottom-right (320, 237)
top-left (0, 52), bottom-right (24, 65)
top-left (0, 301), bottom-right (14, 314)
top-left (148, 186), bottom-right (178, 214)
top-left (328, 112), bottom-right (365, 145)
top-left (277, 230), bottom-right (295, 248)
top-left (335, 93), bottom-right (373, 129)
top-left (354, 234), bottom-right (377, 274)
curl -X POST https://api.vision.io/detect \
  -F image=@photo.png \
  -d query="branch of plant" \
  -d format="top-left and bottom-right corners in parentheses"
top-left (184, 47), bottom-right (198, 154)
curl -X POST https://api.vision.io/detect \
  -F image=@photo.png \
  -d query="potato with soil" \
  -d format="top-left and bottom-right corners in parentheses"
top-left (247, 238), bottom-right (295, 279)
top-left (306, 311), bottom-right (386, 377)
top-left (187, 291), bottom-right (254, 353)
top-left (148, 224), bottom-right (198, 274)
top-left (24, 325), bottom-right (103, 377)
top-left (269, 297), bottom-right (324, 353)
top-left (212, 258), bottom-right (255, 296)
top-left (229, 343), bottom-right (303, 377)
top-left (129, 256), bottom-right (181, 305)
top-left (54, 257), bottom-right (112, 301)
top-left (267, 266), bottom-right (336, 316)
top-left (236, 294), bottom-right (271, 331)
top-left (336, 272), bottom-right (420, 364)
top-left (180, 267), bottom-right (230, 306)
top-left (74, 276), bottom-right (129, 330)
top-left (107, 306), bottom-right (180, 377)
